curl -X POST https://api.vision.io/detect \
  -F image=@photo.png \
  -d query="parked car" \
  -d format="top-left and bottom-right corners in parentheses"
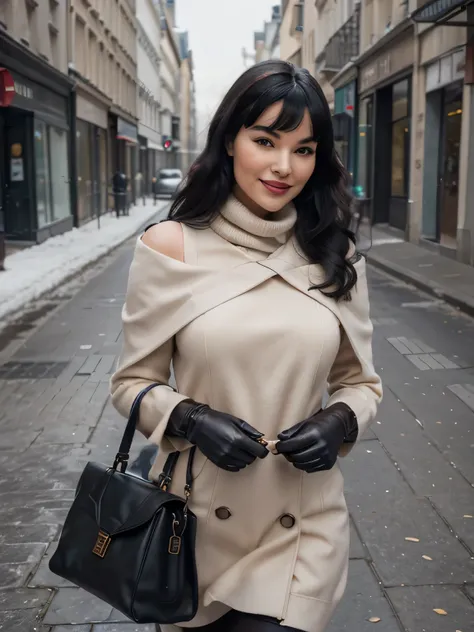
top-left (152, 168), bottom-right (183, 199)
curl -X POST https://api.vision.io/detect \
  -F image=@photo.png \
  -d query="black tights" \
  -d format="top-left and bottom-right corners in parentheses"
top-left (192, 609), bottom-right (303, 632)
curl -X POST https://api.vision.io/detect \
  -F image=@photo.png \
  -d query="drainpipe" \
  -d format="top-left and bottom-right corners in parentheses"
top-left (69, 85), bottom-right (78, 228)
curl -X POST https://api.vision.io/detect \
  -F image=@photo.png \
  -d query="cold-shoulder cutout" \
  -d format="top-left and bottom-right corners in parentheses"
top-left (141, 221), bottom-right (184, 262)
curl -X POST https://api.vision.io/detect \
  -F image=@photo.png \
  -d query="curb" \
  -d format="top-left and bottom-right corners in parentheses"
top-left (366, 251), bottom-right (474, 319)
top-left (0, 203), bottom-right (170, 325)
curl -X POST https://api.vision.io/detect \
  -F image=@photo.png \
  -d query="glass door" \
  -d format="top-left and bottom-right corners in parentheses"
top-left (34, 120), bottom-right (52, 228)
top-left (438, 82), bottom-right (462, 249)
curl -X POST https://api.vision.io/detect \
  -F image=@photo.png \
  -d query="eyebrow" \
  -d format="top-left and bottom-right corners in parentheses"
top-left (249, 125), bottom-right (317, 144)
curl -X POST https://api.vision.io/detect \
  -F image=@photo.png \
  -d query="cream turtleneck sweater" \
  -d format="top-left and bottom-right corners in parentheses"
top-left (210, 194), bottom-right (297, 254)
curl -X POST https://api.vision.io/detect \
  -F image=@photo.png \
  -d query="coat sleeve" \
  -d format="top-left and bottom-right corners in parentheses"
top-left (109, 238), bottom-right (195, 452)
top-left (325, 256), bottom-right (382, 456)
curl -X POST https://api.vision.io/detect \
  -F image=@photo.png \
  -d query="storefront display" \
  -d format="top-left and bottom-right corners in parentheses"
top-left (358, 30), bottom-right (414, 230)
top-left (391, 79), bottom-right (410, 199)
top-left (0, 34), bottom-right (74, 243)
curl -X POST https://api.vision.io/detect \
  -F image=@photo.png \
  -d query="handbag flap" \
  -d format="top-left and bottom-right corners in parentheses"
top-left (79, 461), bottom-right (186, 536)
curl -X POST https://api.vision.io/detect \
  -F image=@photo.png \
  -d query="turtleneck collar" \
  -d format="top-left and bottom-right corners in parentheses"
top-left (211, 194), bottom-right (297, 254)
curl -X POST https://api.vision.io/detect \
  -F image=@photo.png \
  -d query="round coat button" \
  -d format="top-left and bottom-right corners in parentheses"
top-left (215, 506), bottom-right (232, 520)
top-left (280, 513), bottom-right (296, 529)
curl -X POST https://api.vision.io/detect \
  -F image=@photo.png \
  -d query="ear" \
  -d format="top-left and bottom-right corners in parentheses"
top-left (226, 137), bottom-right (234, 157)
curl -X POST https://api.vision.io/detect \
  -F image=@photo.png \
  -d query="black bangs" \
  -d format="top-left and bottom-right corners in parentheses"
top-left (242, 76), bottom-right (330, 142)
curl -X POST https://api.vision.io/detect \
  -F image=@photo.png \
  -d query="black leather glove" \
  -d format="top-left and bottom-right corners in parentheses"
top-left (166, 400), bottom-right (269, 472)
top-left (276, 402), bottom-right (358, 473)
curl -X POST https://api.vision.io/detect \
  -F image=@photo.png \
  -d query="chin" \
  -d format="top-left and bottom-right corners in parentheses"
top-left (256, 195), bottom-right (293, 213)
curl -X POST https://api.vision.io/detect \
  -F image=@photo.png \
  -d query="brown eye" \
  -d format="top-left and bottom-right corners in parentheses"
top-left (255, 138), bottom-right (273, 148)
top-left (296, 147), bottom-right (314, 156)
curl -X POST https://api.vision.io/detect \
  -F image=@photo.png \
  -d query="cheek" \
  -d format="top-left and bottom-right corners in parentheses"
top-left (233, 139), bottom-right (265, 175)
top-left (294, 157), bottom-right (316, 186)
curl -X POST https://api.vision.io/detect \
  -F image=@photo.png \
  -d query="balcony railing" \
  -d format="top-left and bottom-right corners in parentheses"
top-left (320, 4), bottom-right (360, 73)
top-left (411, 0), bottom-right (474, 25)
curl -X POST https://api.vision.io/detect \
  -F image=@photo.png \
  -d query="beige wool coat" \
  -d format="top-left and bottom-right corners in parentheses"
top-left (110, 196), bottom-right (382, 632)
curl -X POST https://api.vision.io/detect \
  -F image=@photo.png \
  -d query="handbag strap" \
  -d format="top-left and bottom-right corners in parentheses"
top-left (112, 382), bottom-right (163, 472)
top-left (112, 383), bottom-right (197, 499)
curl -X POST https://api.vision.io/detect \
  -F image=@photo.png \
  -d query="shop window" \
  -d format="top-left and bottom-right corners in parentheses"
top-left (391, 79), bottom-right (410, 197)
top-left (89, 32), bottom-right (98, 85)
top-left (392, 79), bottom-right (409, 120)
top-left (172, 116), bottom-right (180, 141)
top-left (26, 1), bottom-right (39, 50)
top-left (75, 17), bottom-right (87, 76)
top-left (49, 127), bottom-right (71, 222)
top-left (34, 120), bottom-right (52, 228)
top-left (50, 29), bottom-right (59, 68)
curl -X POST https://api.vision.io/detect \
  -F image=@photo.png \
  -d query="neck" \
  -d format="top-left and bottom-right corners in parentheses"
top-left (211, 194), bottom-right (297, 254)
top-left (233, 186), bottom-right (271, 219)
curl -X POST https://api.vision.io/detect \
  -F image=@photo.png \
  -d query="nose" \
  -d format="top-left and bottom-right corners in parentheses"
top-left (271, 150), bottom-right (292, 178)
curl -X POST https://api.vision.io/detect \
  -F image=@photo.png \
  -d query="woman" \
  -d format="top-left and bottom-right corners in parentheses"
top-left (110, 60), bottom-right (382, 632)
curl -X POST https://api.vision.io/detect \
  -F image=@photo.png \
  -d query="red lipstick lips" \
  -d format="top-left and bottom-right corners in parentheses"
top-left (260, 180), bottom-right (291, 195)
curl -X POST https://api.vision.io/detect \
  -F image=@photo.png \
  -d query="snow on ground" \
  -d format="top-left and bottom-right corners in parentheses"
top-left (0, 200), bottom-right (169, 322)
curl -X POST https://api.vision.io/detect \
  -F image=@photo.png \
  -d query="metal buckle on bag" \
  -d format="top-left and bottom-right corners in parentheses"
top-left (93, 530), bottom-right (111, 558)
top-left (112, 453), bottom-right (129, 472)
top-left (158, 473), bottom-right (171, 491)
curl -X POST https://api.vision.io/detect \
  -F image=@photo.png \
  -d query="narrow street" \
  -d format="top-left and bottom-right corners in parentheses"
top-left (0, 219), bottom-right (473, 631)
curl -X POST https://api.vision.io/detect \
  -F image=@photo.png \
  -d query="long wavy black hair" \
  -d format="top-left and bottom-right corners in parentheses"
top-left (168, 60), bottom-right (358, 300)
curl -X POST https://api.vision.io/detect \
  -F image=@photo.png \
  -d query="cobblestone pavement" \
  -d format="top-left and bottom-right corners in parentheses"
top-left (0, 221), bottom-right (473, 631)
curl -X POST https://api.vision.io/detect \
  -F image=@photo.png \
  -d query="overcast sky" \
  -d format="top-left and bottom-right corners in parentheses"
top-left (175, 0), bottom-right (277, 142)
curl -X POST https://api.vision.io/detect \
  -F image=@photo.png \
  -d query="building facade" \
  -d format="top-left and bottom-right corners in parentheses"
top-left (280, 0), bottom-right (303, 66)
top-left (136, 0), bottom-right (163, 195)
top-left (254, 5), bottom-right (282, 63)
top-left (70, 0), bottom-right (139, 224)
top-left (352, 0), bottom-right (474, 266)
top-left (157, 0), bottom-right (181, 168)
top-left (301, 0), bottom-right (316, 74)
top-left (0, 0), bottom-right (74, 244)
top-left (177, 32), bottom-right (199, 174)
top-left (275, 1), bottom-right (474, 266)
top-left (409, 4), bottom-right (471, 263)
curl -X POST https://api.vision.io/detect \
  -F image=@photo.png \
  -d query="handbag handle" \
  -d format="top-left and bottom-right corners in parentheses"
top-left (113, 382), bottom-right (162, 472)
top-left (112, 383), bottom-right (197, 499)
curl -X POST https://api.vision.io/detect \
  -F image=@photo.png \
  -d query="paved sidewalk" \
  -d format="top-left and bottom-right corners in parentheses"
top-left (359, 223), bottom-right (474, 317)
top-left (0, 199), bottom-right (169, 323)
top-left (0, 223), bottom-right (168, 632)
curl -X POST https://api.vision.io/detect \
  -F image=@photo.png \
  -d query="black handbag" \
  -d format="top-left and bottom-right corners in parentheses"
top-left (49, 383), bottom-right (199, 624)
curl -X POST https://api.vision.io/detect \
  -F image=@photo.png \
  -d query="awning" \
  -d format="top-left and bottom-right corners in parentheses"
top-left (411, 0), bottom-right (474, 26)
top-left (147, 140), bottom-right (162, 151)
top-left (117, 117), bottom-right (138, 144)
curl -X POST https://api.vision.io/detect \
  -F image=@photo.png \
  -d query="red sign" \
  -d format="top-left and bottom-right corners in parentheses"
top-left (0, 68), bottom-right (15, 107)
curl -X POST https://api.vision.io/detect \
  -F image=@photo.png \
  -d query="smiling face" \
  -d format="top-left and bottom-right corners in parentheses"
top-left (227, 101), bottom-right (317, 217)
